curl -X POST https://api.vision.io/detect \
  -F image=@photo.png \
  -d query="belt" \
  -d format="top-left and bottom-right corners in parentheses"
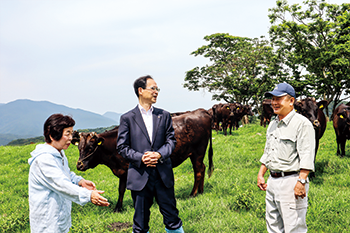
top-left (270, 171), bottom-right (298, 178)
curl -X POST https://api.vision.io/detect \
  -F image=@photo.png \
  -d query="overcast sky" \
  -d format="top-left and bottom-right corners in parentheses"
top-left (0, 0), bottom-right (345, 115)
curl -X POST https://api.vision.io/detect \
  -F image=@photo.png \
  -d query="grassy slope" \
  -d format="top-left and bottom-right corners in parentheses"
top-left (0, 122), bottom-right (349, 232)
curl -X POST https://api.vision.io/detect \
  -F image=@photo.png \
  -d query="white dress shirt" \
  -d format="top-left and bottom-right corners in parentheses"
top-left (138, 104), bottom-right (153, 143)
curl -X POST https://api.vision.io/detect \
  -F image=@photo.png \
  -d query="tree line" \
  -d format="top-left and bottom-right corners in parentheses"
top-left (184, 0), bottom-right (350, 116)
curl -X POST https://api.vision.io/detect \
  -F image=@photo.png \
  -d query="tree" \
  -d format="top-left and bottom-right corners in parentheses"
top-left (184, 33), bottom-right (281, 114)
top-left (268, 0), bottom-right (350, 114)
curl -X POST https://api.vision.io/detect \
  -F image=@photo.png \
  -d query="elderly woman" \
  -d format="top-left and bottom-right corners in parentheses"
top-left (28, 114), bottom-right (109, 233)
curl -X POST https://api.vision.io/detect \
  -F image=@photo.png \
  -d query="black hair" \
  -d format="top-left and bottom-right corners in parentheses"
top-left (133, 75), bottom-right (153, 97)
top-left (43, 114), bottom-right (75, 143)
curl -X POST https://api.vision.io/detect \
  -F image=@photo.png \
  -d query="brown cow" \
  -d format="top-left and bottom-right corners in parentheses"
top-left (260, 99), bottom-right (274, 128)
top-left (333, 103), bottom-right (350, 157)
top-left (170, 111), bottom-right (191, 117)
top-left (72, 108), bottom-right (214, 212)
top-left (294, 98), bottom-right (329, 177)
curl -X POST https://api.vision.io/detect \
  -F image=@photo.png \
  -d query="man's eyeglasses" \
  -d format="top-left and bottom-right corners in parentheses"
top-left (145, 86), bottom-right (160, 92)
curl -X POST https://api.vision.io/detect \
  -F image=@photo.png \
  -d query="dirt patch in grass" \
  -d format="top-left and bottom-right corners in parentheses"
top-left (107, 222), bottom-right (132, 231)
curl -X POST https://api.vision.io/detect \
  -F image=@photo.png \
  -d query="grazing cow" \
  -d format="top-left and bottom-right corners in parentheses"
top-left (294, 98), bottom-right (329, 177)
top-left (260, 99), bottom-right (274, 127)
top-left (72, 108), bottom-right (214, 212)
top-left (228, 104), bottom-right (253, 134)
top-left (212, 103), bottom-right (238, 135)
top-left (333, 103), bottom-right (350, 157)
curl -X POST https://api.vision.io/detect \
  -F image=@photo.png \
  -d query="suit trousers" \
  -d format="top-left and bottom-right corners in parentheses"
top-left (265, 174), bottom-right (309, 233)
top-left (131, 168), bottom-right (182, 233)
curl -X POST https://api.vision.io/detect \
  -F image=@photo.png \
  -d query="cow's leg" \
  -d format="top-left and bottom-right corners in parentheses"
top-left (229, 124), bottom-right (232, 135)
top-left (335, 135), bottom-right (341, 156)
top-left (114, 173), bottom-right (127, 212)
top-left (222, 120), bottom-right (227, 136)
top-left (214, 122), bottom-right (219, 134)
top-left (340, 139), bottom-right (346, 157)
top-left (198, 162), bottom-right (206, 194)
top-left (189, 155), bottom-right (205, 197)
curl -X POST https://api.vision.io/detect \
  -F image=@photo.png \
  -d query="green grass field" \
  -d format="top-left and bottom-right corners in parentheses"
top-left (1, 122), bottom-right (349, 232)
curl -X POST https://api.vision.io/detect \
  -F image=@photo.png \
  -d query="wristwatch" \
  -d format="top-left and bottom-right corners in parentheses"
top-left (297, 178), bottom-right (306, 184)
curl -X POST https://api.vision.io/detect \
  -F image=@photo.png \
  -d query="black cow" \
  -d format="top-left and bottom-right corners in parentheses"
top-left (333, 103), bottom-right (350, 157)
top-left (260, 99), bottom-right (274, 128)
top-left (228, 104), bottom-right (253, 133)
top-left (294, 98), bottom-right (329, 177)
top-left (72, 108), bottom-right (214, 212)
top-left (72, 130), bottom-right (128, 212)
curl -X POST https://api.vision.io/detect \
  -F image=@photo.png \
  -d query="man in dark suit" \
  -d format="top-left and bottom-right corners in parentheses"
top-left (117, 75), bottom-right (184, 233)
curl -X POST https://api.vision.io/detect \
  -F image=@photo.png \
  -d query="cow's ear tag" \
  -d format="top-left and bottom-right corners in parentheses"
top-left (319, 104), bottom-right (324, 109)
top-left (295, 109), bottom-right (297, 112)
top-left (340, 115), bottom-right (344, 119)
top-left (98, 141), bottom-right (102, 145)
top-left (75, 142), bottom-right (79, 146)
top-left (237, 108), bottom-right (239, 110)
top-left (227, 107), bottom-right (230, 109)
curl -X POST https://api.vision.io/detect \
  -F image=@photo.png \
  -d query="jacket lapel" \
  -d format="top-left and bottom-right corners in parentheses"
top-left (152, 108), bottom-right (162, 145)
top-left (132, 106), bottom-right (151, 144)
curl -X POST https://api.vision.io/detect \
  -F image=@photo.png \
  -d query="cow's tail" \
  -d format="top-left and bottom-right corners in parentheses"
top-left (207, 128), bottom-right (214, 178)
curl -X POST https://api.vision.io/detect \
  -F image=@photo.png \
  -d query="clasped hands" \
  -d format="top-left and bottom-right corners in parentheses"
top-left (142, 151), bottom-right (161, 167)
top-left (79, 179), bottom-right (110, 207)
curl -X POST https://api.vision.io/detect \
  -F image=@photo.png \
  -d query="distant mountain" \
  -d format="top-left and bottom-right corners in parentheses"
top-left (103, 111), bottom-right (122, 125)
top-left (0, 99), bottom-right (119, 146)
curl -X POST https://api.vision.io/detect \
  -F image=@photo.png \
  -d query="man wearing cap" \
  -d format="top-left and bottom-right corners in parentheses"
top-left (257, 82), bottom-right (315, 233)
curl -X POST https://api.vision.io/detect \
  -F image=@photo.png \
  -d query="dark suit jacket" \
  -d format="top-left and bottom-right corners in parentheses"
top-left (116, 106), bottom-right (176, 191)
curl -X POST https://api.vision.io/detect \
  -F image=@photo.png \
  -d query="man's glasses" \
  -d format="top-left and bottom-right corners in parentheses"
top-left (145, 86), bottom-right (160, 92)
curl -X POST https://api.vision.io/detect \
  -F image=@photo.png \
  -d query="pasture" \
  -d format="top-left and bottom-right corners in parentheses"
top-left (0, 122), bottom-right (350, 232)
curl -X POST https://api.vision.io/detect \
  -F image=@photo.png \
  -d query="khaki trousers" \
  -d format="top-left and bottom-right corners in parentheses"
top-left (265, 174), bottom-right (309, 233)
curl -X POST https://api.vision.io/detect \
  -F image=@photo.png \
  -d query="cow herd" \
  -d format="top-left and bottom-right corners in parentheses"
top-left (209, 103), bottom-right (253, 135)
top-left (71, 100), bottom-right (350, 212)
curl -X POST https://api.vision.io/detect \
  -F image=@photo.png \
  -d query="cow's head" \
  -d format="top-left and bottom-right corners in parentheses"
top-left (243, 104), bottom-right (253, 116)
top-left (337, 107), bottom-right (350, 126)
top-left (294, 98), bottom-right (329, 129)
top-left (71, 131), bottom-right (104, 171)
top-left (235, 103), bottom-right (244, 115)
top-left (228, 103), bottom-right (243, 116)
top-left (222, 103), bottom-right (235, 116)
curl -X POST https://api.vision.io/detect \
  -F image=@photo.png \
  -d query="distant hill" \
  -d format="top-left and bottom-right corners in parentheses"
top-left (103, 111), bottom-right (122, 125)
top-left (6, 125), bottom-right (118, 146)
top-left (0, 99), bottom-right (120, 146)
